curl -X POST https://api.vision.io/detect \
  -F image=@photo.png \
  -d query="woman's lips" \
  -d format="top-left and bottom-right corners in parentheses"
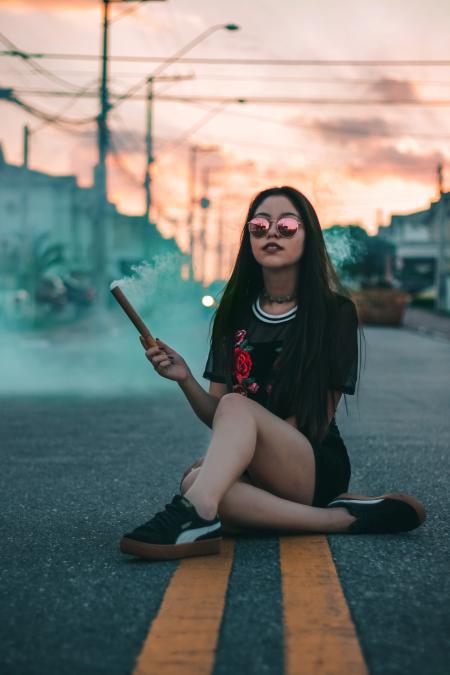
top-left (263, 245), bottom-right (283, 253)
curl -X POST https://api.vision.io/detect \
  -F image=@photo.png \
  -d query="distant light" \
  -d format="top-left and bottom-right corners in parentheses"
top-left (202, 295), bottom-right (215, 308)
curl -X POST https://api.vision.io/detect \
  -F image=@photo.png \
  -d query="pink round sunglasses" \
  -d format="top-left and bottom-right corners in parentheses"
top-left (247, 215), bottom-right (302, 238)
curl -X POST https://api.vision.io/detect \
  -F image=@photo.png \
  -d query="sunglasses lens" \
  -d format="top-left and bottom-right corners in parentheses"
top-left (248, 217), bottom-right (269, 237)
top-left (278, 217), bottom-right (300, 236)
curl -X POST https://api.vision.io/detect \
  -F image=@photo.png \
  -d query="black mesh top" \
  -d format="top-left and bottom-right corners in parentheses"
top-left (202, 293), bottom-right (359, 426)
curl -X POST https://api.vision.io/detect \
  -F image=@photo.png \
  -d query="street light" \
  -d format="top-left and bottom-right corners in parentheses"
top-left (142, 23), bottom-right (240, 240)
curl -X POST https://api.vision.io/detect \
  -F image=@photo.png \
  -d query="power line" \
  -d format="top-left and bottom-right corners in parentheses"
top-left (7, 68), bottom-right (450, 87)
top-left (0, 88), bottom-right (97, 127)
top-left (149, 94), bottom-right (450, 106)
top-left (156, 100), bottom-right (231, 158)
top-left (6, 86), bottom-right (450, 144)
top-left (176, 75), bottom-right (450, 85)
top-left (29, 77), bottom-right (98, 135)
top-left (0, 33), bottom-right (91, 92)
top-left (9, 87), bottom-right (450, 106)
top-left (5, 86), bottom-right (450, 149)
top-left (3, 51), bottom-right (450, 66)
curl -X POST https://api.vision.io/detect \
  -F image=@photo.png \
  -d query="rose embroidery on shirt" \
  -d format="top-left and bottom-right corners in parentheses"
top-left (232, 329), bottom-right (260, 396)
top-left (234, 346), bottom-right (252, 383)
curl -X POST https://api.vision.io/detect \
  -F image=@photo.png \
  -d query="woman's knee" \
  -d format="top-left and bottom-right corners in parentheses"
top-left (213, 392), bottom-right (255, 428)
top-left (214, 392), bottom-right (251, 415)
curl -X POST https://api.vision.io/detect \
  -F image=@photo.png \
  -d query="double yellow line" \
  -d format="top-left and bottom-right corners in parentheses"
top-left (133, 536), bottom-right (368, 675)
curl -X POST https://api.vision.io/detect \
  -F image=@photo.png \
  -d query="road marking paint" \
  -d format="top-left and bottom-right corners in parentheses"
top-left (280, 535), bottom-right (368, 675)
top-left (132, 538), bottom-right (235, 675)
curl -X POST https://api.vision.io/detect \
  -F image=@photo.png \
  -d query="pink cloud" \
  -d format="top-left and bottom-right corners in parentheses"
top-left (367, 77), bottom-right (419, 102)
top-left (306, 115), bottom-right (396, 145)
top-left (345, 144), bottom-right (445, 184)
top-left (291, 113), bottom-right (444, 184)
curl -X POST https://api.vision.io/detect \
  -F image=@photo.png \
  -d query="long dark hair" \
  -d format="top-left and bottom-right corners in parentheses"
top-left (207, 185), bottom-right (365, 444)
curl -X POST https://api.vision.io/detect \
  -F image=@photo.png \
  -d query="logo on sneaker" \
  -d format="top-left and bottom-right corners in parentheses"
top-left (181, 521), bottom-right (193, 529)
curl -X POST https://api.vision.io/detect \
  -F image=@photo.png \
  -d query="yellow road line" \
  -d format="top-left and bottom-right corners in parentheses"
top-left (280, 535), bottom-right (368, 675)
top-left (132, 538), bottom-right (235, 675)
top-left (133, 535), bottom-right (368, 675)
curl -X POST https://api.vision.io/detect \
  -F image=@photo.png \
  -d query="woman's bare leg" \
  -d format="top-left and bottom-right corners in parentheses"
top-left (183, 398), bottom-right (258, 519)
top-left (183, 393), bottom-right (356, 532)
top-left (181, 468), bottom-right (355, 534)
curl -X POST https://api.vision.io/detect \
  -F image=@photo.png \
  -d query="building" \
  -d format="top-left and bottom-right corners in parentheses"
top-left (378, 192), bottom-right (450, 299)
top-left (0, 143), bottom-right (186, 290)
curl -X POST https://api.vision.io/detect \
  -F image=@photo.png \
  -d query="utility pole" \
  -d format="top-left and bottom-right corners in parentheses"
top-left (199, 167), bottom-right (210, 286)
top-left (143, 75), bottom-right (154, 262)
top-left (20, 125), bottom-right (32, 304)
top-left (92, 0), bottom-right (110, 309)
top-left (144, 77), bottom-right (154, 227)
top-left (434, 162), bottom-right (448, 312)
top-left (186, 145), bottom-right (198, 282)
top-left (143, 73), bottom-right (193, 261)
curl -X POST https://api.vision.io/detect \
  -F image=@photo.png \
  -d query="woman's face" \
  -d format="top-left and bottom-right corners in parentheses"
top-left (248, 194), bottom-right (305, 269)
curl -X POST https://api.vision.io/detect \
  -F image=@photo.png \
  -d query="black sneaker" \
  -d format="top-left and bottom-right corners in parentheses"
top-left (326, 492), bottom-right (426, 534)
top-left (120, 494), bottom-right (222, 560)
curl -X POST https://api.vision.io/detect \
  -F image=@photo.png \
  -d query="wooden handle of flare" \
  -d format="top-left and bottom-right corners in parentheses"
top-left (110, 285), bottom-right (157, 348)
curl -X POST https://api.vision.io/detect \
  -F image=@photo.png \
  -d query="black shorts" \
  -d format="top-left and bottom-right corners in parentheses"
top-left (310, 430), bottom-right (351, 507)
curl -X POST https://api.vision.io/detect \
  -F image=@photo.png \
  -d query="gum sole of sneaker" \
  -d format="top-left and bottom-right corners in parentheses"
top-left (119, 536), bottom-right (222, 560)
top-left (330, 491), bottom-right (427, 526)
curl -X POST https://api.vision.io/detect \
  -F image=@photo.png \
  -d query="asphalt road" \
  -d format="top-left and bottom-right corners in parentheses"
top-left (1, 326), bottom-right (449, 675)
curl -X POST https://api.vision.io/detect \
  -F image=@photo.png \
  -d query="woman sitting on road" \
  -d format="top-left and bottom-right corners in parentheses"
top-left (120, 185), bottom-right (426, 561)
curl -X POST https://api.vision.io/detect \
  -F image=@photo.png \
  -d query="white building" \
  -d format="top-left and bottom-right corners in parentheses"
top-left (0, 143), bottom-right (184, 289)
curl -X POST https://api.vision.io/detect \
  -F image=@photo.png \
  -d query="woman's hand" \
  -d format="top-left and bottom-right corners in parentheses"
top-left (140, 336), bottom-right (191, 383)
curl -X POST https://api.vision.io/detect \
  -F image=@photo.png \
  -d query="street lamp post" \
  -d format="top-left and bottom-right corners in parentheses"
top-left (93, 5), bottom-right (239, 306)
top-left (142, 24), bottom-right (240, 256)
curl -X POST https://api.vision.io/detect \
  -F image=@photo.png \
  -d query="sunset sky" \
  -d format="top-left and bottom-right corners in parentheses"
top-left (1, 0), bottom-right (450, 283)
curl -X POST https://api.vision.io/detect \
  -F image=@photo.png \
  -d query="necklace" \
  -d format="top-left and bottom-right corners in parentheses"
top-left (261, 287), bottom-right (298, 304)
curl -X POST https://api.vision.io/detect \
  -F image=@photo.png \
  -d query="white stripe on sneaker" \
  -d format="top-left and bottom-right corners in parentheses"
top-left (175, 522), bottom-right (221, 545)
top-left (329, 498), bottom-right (385, 506)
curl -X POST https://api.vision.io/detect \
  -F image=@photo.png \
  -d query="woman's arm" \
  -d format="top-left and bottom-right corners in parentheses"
top-left (177, 373), bottom-right (227, 429)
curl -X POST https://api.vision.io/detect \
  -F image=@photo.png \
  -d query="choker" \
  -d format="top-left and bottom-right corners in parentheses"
top-left (261, 288), bottom-right (297, 304)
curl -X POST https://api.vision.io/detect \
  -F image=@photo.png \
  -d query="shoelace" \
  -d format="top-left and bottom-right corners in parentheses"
top-left (141, 500), bottom-right (190, 532)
